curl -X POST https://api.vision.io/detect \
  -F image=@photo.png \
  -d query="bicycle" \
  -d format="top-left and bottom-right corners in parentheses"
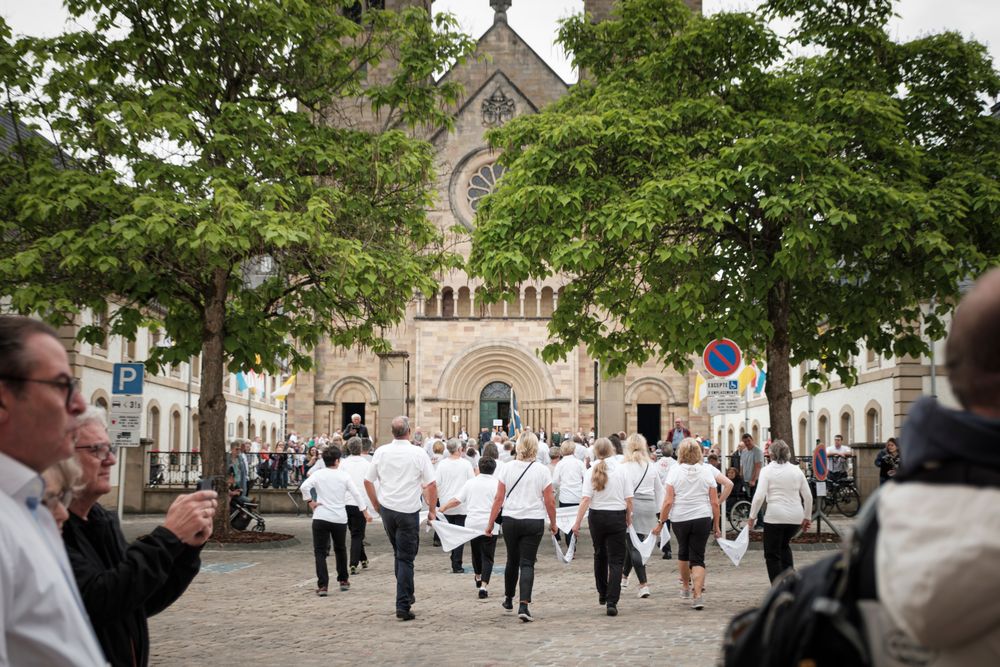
top-left (819, 476), bottom-right (860, 517)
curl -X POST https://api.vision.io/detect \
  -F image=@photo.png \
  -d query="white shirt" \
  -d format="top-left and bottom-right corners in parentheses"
top-left (497, 460), bottom-right (552, 520)
top-left (551, 456), bottom-right (585, 504)
top-left (365, 440), bottom-right (436, 513)
top-left (536, 446), bottom-right (550, 465)
top-left (339, 456), bottom-right (371, 508)
top-left (573, 443), bottom-right (588, 461)
top-left (749, 462), bottom-right (812, 525)
top-left (436, 457), bottom-right (475, 516)
top-left (666, 463), bottom-right (717, 522)
top-left (623, 460), bottom-right (665, 506)
top-left (655, 456), bottom-right (676, 486)
top-left (452, 474), bottom-right (500, 532)
top-left (828, 443), bottom-right (852, 472)
top-left (582, 461), bottom-right (632, 510)
top-left (0, 452), bottom-right (106, 666)
top-left (299, 467), bottom-right (367, 523)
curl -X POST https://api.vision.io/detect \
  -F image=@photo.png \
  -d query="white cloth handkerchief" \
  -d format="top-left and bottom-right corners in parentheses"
top-left (430, 517), bottom-right (486, 552)
top-left (551, 533), bottom-right (577, 564)
top-left (717, 526), bottom-right (750, 566)
top-left (554, 505), bottom-right (585, 535)
top-left (627, 526), bottom-right (657, 565)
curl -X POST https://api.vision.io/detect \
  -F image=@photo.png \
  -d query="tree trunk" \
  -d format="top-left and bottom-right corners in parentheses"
top-left (200, 269), bottom-right (231, 535)
top-left (765, 279), bottom-right (795, 455)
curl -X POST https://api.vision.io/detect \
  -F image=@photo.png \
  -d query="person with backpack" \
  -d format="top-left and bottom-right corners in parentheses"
top-left (876, 268), bottom-right (1000, 665)
top-left (746, 439), bottom-right (812, 583)
top-left (653, 437), bottom-right (722, 610)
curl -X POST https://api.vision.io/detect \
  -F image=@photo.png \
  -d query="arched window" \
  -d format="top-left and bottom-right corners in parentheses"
top-left (752, 422), bottom-right (760, 445)
top-left (540, 287), bottom-right (554, 317)
top-left (798, 418), bottom-right (807, 455)
top-left (466, 162), bottom-right (505, 211)
top-left (523, 286), bottom-right (538, 317)
top-left (170, 410), bottom-right (181, 451)
top-left (866, 405), bottom-right (882, 442)
top-left (424, 292), bottom-right (437, 317)
top-left (457, 287), bottom-right (471, 318)
top-left (271, 425), bottom-right (278, 444)
top-left (818, 413), bottom-right (829, 445)
top-left (727, 427), bottom-right (735, 451)
top-left (147, 406), bottom-right (160, 448)
top-left (94, 396), bottom-right (108, 410)
top-left (840, 411), bottom-right (853, 444)
top-left (441, 288), bottom-right (455, 318)
top-left (237, 419), bottom-right (244, 439)
top-left (191, 413), bottom-right (200, 451)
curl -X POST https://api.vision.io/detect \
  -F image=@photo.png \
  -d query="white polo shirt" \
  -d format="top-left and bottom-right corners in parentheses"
top-left (453, 474), bottom-right (500, 532)
top-left (299, 467), bottom-right (367, 522)
top-left (582, 462), bottom-right (632, 510)
top-left (552, 456), bottom-right (585, 504)
top-left (366, 440), bottom-right (436, 513)
top-left (339, 456), bottom-right (371, 508)
top-left (436, 456), bottom-right (475, 516)
top-left (498, 460), bottom-right (552, 520)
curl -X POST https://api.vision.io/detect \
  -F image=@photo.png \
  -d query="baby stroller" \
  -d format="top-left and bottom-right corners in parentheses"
top-left (230, 494), bottom-right (266, 532)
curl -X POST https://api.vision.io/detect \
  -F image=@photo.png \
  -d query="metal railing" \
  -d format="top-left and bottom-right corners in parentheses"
top-left (147, 451), bottom-right (309, 489)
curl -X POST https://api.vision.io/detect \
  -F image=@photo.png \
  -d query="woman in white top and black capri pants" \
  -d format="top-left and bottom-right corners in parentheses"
top-left (653, 438), bottom-right (721, 610)
top-left (572, 438), bottom-right (633, 616)
top-left (748, 439), bottom-right (812, 582)
top-left (487, 432), bottom-right (557, 623)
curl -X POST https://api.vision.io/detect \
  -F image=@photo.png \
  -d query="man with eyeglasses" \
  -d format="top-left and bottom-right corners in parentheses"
top-left (62, 406), bottom-right (217, 666)
top-left (0, 315), bottom-right (107, 665)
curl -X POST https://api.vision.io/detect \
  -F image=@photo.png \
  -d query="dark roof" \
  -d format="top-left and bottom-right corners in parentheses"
top-left (0, 113), bottom-right (48, 154)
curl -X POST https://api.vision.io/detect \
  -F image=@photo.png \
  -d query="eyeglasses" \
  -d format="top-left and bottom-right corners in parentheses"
top-left (75, 442), bottom-right (119, 461)
top-left (42, 488), bottom-right (74, 510)
top-left (0, 374), bottom-right (80, 410)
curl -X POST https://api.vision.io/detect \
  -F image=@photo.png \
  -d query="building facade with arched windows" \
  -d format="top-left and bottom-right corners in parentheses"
top-left (286, 0), bottom-right (707, 446)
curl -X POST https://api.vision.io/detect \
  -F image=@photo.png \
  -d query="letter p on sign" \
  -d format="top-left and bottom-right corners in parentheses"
top-left (112, 363), bottom-right (145, 395)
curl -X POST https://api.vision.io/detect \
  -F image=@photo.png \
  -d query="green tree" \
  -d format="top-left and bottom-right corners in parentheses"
top-left (0, 0), bottom-right (474, 527)
top-left (469, 0), bottom-right (1000, 450)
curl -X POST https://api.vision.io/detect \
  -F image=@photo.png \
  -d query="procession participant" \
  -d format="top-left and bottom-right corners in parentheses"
top-left (621, 434), bottom-right (664, 599)
top-left (439, 457), bottom-right (501, 599)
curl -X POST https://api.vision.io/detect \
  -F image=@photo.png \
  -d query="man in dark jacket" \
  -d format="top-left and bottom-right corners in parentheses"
top-left (343, 413), bottom-right (369, 440)
top-left (63, 406), bottom-right (217, 666)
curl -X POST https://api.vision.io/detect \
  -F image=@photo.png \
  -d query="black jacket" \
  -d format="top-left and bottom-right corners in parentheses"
top-left (62, 504), bottom-right (203, 666)
top-left (343, 422), bottom-right (369, 439)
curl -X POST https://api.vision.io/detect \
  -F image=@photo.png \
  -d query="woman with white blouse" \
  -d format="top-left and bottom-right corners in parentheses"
top-left (552, 440), bottom-right (585, 546)
top-left (652, 438), bottom-right (723, 610)
top-left (747, 439), bottom-right (813, 582)
top-left (487, 432), bottom-right (558, 623)
top-left (572, 438), bottom-right (633, 617)
top-left (621, 434), bottom-right (664, 598)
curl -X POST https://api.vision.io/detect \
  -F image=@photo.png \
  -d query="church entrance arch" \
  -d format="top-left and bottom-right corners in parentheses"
top-left (479, 381), bottom-right (511, 433)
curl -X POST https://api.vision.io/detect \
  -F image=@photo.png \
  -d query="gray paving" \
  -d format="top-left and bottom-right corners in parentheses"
top-left (121, 515), bottom-right (837, 666)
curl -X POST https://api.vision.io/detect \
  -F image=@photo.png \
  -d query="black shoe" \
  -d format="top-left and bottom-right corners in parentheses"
top-left (452, 566), bottom-right (464, 574)
top-left (396, 610), bottom-right (416, 621)
top-left (502, 597), bottom-right (513, 611)
top-left (606, 604), bottom-right (618, 617)
top-left (479, 588), bottom-right (489, 599)
top-left (475, 578), bottom-right (482, 589)
top-left (662, 551), bottom-right (672, 560)
top-left (598, 595), bottom-right (606, 606)
top-left (518, 604), bottom-right (533, 622)
top-left (409, 595), bottom-right (416, 606)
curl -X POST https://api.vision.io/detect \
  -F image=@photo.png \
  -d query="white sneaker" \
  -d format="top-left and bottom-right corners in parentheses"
top-left (638, 585), bottom-right (650, 599)
top-left (621, 575), bottom-right (629, 589)
top-left (692, 596), bottom-right (704, 610)
top-left (680, 588), bottom-right (691, 599)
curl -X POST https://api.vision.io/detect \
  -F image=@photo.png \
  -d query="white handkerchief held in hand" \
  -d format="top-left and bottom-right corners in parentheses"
top-left (628, 526), bottom-right (657, 565)
top-left (430, 517), bottom-right (485, 552)
top-left (555, 505), bottom-right (584, 536)
top-left (551, 533), bottom-right (577, 564)
top-left (717, 526), bottom-right (750, 567)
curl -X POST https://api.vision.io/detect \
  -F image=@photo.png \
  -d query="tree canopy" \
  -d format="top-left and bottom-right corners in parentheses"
top-left (469, 0), bottom-right (1000, 447)
top-left (0, 0), bottom-right (475, 517)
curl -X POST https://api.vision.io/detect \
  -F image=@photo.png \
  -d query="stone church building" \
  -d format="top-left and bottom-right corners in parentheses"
top-left (287, 0), bottom-right (706, 444)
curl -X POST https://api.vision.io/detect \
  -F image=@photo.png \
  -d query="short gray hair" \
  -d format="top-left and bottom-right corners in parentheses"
top-left (73, 405), bottom-right (108, 432)
top-left (391, 416), bottom-right (410, 439)
top-left (770, 439), bottom-right (791, 463)
top-left (346, 437), bottom-right (362, 456)
top-left (446, 438), bottom-right (462, 454)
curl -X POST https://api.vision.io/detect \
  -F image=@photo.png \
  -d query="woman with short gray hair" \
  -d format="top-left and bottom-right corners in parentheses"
top-left (748, 439), bottom-right (813, 582)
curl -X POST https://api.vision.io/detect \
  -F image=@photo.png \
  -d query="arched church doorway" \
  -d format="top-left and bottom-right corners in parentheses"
top-left (479, 381), bottom-right (511, 433)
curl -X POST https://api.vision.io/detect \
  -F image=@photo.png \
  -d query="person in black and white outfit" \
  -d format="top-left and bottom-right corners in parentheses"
top-left (551, 440), bottom-right (585, 547)
top-left (572, 438), bottom-right (632, 617)
top-left (621, 434), bottom-right (664, 598)
top-left (340, 437), bottom-right (371, 575)
top-left (487, 432), bottom-right (557, 623)
top-left (364, 416), bottom-right (438, 621)
top-left (300, 446), bottom-right (371, 596)
top-left (440, 457), bottom-right (500, 599)
top-left (435, 438), bottom-right (475, 573)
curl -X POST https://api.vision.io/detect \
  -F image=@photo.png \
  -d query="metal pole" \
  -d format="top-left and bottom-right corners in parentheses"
top-left (185, 363), bottom-right (192, 450)
top-left (116, 448), bottom-right (127, 521)
top-left (807, 360), bottom-right (814, 448)
top-left (593, 361), bottom-right (599, 435)
top-left (929, 298), bottom-right (937, 398)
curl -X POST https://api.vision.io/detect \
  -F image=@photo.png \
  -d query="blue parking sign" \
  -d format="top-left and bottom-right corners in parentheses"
top-left (112, 363), bottom-right (144, 395)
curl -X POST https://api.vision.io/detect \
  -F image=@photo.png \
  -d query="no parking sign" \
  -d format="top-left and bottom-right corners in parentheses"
top-left (702, 339), bottom-right (743, 378)
top-left (813, 445), bottom-right (829, 481)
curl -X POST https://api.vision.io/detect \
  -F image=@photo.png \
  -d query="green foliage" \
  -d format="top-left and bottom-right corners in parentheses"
top-left (469, 0), bottom-right (1000, 437)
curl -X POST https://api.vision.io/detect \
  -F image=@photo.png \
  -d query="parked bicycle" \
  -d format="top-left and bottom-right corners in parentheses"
top-left (812, 476), bottom-right (860, 517)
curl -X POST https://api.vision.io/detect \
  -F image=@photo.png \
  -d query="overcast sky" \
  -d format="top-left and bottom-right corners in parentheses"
top-left (3, 0), bottom-right (998, 86)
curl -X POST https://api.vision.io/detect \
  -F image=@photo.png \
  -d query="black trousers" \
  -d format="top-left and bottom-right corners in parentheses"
top-left (312, 519), bottom-right (348, 588)
top-left (346, 505), bottom-right (368, 567)
top-left (445, 514), bottom-right (467, 570)
top-left (381, 507), bottom-right (419, 613)
top-left (623, 532), bottom-right (647, 584)
top-left (763, 522), bottom-right (799, 582)
top-left (470, 534), bottom-right (497, 584)
top-left (588, 509), bottom-right (627, 606)
top-left (501, 517), bottom-right (544, 603)
top-left (673, 517), bottom-right (712, 568)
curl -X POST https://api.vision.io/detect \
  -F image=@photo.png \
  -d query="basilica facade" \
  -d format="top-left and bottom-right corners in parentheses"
top-left (287, 0), bottom-right (707, 444)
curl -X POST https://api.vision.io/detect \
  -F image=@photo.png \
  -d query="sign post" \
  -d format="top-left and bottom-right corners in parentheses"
top-left (810, 444), bottom-right (839, 536)
top-left (111, 363), bottom-right (145, 520)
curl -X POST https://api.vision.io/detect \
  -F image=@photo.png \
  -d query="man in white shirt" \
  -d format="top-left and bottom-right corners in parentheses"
top-left (365, 416), bottom-right (438, 621)
top-left (828, 435), bottom-right (852, 482)
top-left (340, 438), bottom-right (372, 574)
top-left (435, 439), bottom-right (475, 573)
top-left (0, 315), bottom-right (107, 666)
top-left (441, 457), bottom-right (501, 598)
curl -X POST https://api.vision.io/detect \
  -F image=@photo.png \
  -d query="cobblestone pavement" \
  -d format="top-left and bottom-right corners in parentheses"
top-left (123, 515), bottom-right (839, 667)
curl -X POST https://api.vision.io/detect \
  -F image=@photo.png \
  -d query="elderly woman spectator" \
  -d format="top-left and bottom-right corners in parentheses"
top-left (487, 432), bottom-right (557, 623)
top-left (747, 439), bottom-right (813, 583)
top-left (41, 458), bottom-right (82, 531)
top-left (652, 438), bottom-right (724, 610)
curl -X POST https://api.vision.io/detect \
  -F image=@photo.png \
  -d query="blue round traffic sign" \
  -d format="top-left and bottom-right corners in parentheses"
top-left (702, 339), bottom-right (743, 378)
top-left (813, 446), bottom-right (828, 481)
